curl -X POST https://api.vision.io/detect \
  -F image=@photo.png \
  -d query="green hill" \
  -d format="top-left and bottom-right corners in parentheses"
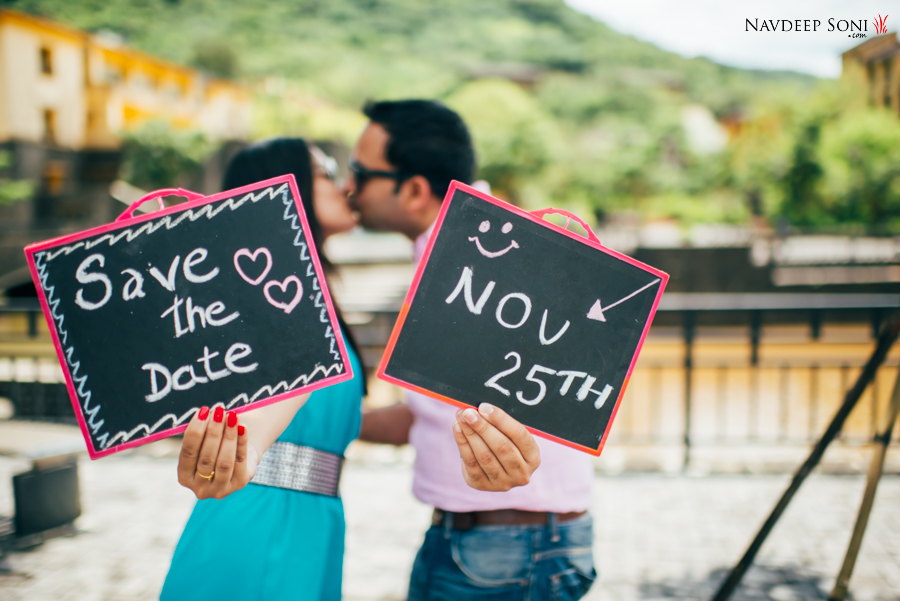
top-left (9, 0), bottom-right (833, 224)
top-left (9, 0), bottom-right (815, 108)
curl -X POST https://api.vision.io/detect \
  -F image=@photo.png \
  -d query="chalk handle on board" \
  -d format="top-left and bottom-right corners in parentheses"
top-left (116, 188), bottom-right (206, 222)
top-left (531, 208), bottom-right (601, 245)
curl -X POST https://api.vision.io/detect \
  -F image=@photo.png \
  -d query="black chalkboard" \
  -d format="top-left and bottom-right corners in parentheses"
top-left (25, 176), bottom-right (352, 458)
top-left (379, 182), bottom-right (668, 455)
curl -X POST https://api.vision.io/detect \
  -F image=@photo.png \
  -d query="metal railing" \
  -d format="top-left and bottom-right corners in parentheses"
top-left (651, 294), bottom-right (899, 469)
top-left (2, 294), bottom-right (899, 466)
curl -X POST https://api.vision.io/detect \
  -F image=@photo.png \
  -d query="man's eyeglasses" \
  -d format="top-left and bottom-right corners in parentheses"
top-left (349, 160), bottom-right (402, 189)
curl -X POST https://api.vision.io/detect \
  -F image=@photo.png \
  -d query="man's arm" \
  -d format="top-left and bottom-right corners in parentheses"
top-left (359, 399), bottom-right (540, 492)
top-left (359, 403), bottom-right (415, 445)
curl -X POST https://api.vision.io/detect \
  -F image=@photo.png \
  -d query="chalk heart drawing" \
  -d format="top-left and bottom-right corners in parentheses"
top-left (264, 276), bottom-right (304, 314)
top-left (468, 220), bottom-right (520, 258)
top-left (234, 247), bottom-right (273, 286)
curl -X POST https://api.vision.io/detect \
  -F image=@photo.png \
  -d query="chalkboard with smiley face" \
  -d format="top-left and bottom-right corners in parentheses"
top-left (379, 181), bottom-right (668, 455)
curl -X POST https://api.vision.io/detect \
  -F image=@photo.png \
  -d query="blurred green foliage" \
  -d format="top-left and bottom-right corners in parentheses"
top-left (818, 109), bottom-right (900, 232)
top-left (0, 151), bottom-right (35, 205)
top-left (448, 79), bottom-right (560, 203)
top-left (191, 38), bottom-right (240, 79)
top-left (8, 0), bottom-right (898, 232)
top-left (120, 121), bottom-right (214, 190)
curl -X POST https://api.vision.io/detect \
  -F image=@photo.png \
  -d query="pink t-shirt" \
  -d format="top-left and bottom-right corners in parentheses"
top-left (407, 222), bottom-right (594, 512)
top-left (408, 391), bottom-right (594, 512)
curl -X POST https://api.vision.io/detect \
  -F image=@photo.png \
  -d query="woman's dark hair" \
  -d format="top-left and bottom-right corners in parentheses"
top-left (223, 137), bottom-right (332, 272)
top-left (222, 138), bottom-right (362, 378)
top-left (362, 99), bottom-right (475, 200)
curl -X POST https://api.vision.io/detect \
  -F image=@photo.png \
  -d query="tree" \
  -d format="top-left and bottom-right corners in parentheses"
top-left (818, 109), bottom-right (900, 232)
top-left (120, 121), bottom-right (214, 190)
top-left (447, 78), bottom-right (560, 204)
top-left (191, 39), bottom-right (240, 79)
top-left (780, 121), bottom-right (825, 227)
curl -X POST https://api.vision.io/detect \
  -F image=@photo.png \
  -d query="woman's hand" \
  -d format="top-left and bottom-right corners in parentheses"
top-left (452, 403), bottom-right (541, 492)
top-left (176, 405), bottom-right (259, 500)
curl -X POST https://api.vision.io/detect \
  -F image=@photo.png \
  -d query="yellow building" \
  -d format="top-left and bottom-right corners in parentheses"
top-left (0, 8), bottom-right (250, 148)
top-left (841, 32), bottom-right (900, 115)
top-left (0, 9), bottom-right (252, 298)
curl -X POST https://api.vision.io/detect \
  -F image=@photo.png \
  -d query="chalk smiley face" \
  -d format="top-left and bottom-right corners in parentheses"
top-left (468, 220), bottom-right (520, 258)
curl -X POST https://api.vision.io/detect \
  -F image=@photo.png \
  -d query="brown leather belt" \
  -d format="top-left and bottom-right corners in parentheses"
top-left (432, 508), bottom-right (587, 531)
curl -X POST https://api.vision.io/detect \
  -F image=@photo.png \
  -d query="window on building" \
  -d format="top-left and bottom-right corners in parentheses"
top-left (162, 82), bottom-right (180, 101)
top-left (43, 160), bottom-right (66, 197)
top-left (132, 72), bottom-right (151, 92)
top-left (85, 109), bottom-right (96, 136)
top-left (105, 65), bottom-right (122, 84)
top-left (884, 58), bottom-right (893, 108)
top-left (43, 109), bottom-right (57, 144)
top-left (867, 62), bottom-right (876, 106)
top-left (40, 46), bottom-right (53, 75)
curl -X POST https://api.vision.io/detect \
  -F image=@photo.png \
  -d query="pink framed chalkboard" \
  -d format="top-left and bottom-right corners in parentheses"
top-left (379, 181), bottom-right (668, 455)
top-left (24, 175), bottom-right (352, 458)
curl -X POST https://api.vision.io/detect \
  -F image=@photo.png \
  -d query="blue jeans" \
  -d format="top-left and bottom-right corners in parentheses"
top-left (407, 512), bottom-right (596, 601)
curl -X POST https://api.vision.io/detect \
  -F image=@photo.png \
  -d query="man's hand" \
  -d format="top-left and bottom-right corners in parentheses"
top-left (452, 403), bottom-right (541, 492)
top-left (177, 406), bottom-right (259, 500)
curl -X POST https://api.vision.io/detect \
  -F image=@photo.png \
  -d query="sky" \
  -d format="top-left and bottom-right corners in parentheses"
top-left (565, 0), bottom-right (894, 78)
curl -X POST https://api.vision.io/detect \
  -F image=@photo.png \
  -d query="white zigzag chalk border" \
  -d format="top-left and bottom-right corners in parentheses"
top-left (37, 183), bottom-right (343, 450)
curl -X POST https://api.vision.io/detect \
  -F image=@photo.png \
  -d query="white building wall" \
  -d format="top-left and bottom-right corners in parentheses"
top-left (0, 29), bottom-right (7, 140)
top-left (200, 91), bottom-right (251, 140)
top-left (0, 26), bottom-right (36, 141)
top-left (0, 24), bottom-right (86, 147)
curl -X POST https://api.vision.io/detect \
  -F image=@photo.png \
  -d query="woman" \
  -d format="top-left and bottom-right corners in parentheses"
top-left (160, 138), bottom-right (363, 601)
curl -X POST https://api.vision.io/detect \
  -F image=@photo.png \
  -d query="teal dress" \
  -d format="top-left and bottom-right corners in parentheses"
top-left (160, 348), bottom-right (364, 601)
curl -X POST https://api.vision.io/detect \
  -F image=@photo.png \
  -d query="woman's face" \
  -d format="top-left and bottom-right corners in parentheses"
top-left (311, 146), bottom-right (358, 238)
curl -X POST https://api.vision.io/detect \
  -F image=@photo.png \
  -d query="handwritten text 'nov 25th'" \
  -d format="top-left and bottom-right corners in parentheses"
top-left (445, 265), bottom-right (614, 410)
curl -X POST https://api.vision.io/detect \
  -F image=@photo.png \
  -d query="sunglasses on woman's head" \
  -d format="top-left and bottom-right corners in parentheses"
top-left (310, 146), bottom-right (339, 181)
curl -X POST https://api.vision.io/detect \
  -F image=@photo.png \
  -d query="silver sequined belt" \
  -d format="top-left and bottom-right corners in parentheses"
top-left (250, 442), bottom-right (344, 497)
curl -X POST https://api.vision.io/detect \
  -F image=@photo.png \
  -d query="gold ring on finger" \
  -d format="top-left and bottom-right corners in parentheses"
top-left (197, 470), bottom-right (215, 480)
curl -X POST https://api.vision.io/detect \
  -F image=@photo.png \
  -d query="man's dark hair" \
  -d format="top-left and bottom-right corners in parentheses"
top-left (362, 99), bottom-right (476, 200)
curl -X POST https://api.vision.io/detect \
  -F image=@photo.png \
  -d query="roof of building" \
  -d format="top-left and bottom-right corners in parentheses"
top-left (842, 32), bottom-right (900, 62)
top-left (0, 8), bottom-right (241, 89)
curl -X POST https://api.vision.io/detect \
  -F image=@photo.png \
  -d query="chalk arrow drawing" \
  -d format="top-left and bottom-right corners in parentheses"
top-left (587, 279), bottom-right (661, 323)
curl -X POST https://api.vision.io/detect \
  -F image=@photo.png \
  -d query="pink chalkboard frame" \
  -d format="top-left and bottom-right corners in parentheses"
top-left (24, 175), bottom-right (353, 459)
top-left (377, 180), bottom-right (669, 456)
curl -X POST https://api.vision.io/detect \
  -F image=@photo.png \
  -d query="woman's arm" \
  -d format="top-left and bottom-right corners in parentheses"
top-left (176, 393), bottom-right (309, 499)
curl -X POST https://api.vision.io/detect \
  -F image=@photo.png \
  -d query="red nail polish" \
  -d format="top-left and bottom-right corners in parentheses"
top-left (226, 411), bottom-right (237, 428)
top-left (238, 425), bottom-right (245, 436)
top-left (213, 406), bottom-right (224, 423)
top-left (197, 406), bottom-right (209, 421)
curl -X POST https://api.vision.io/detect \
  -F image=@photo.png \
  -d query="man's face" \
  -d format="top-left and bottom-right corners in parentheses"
top-left (345, 123), bottom-right (406, 233)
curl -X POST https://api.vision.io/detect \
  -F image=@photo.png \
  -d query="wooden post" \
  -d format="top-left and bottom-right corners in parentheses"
top-left (682, 311), bottom-right (696, 471)
top-left (828, 365), bottom-right (900, 601)
top-left (710, 315), bottom-right (899, 601)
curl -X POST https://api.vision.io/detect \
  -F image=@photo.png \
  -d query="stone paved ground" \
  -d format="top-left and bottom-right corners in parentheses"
top-left (1, 441), bottom-right (898, 601)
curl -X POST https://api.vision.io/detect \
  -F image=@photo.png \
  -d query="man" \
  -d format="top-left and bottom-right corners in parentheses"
top-left (350, 99), bottom-right (597, 601)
